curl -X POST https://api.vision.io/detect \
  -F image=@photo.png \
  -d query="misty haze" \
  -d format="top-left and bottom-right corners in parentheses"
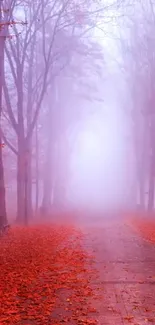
top-left (0, 0), bottom-right (155, 324)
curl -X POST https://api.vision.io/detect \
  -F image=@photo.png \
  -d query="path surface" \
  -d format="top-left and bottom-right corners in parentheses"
top-left (79, 219), bottom-right (155, 325)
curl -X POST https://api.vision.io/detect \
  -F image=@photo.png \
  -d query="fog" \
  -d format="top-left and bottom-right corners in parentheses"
top-left (1, 0), bottom-right (154, 225)
top-left (67, 19), bottom-right (133, 213)
top-left (68, 97), bottom-right (128, 212)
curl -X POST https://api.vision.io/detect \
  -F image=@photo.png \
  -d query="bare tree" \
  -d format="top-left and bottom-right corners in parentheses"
top-left (117, 0), bottom-right (155, 211)
top-left (2, 0), bottom-right (124, 223)
top-left (40, 38), bottom-right (104, 215)
top-left (0, 0), bottom-right (26, 227)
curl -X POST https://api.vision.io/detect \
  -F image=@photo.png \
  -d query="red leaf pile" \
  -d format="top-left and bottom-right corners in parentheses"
top-left (130, 216), bottom-right (155, 243)
top-left (0, 225), bottom-right (99, 325)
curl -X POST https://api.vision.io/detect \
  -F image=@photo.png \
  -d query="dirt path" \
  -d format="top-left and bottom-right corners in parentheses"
top-left (79, 219), bottom-right (155, 325)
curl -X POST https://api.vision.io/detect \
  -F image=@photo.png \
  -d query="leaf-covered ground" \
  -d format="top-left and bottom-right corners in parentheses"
top-left (129, 215), bottom-right (155, 243)
top-left (0, 225), bottom-right (99, 325)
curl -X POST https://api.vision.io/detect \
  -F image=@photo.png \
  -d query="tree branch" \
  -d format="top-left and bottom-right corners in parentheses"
top-left (3, 79), bottom-right (18, 134)
top-left (0, 128), bottom-right (17, 155)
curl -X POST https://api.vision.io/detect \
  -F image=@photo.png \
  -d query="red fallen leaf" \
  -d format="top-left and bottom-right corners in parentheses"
top-left (77, 320), bottom-right (98, 324)
top-left (0, 223), bottom-right (99, 325)
top-left (144, 308), bottom-right (150, 312)
top-left (145, 319), bottom-right (154, 322)
top-left (88, 307), bottom-right (97, 313)
top-left (130, 217), bottom-right (155, 243)
top-left (124, 315), bottom-right (134, 322)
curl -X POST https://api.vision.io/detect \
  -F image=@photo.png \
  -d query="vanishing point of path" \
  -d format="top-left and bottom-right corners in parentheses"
top-left (79, 218), bottom-right (155, 325)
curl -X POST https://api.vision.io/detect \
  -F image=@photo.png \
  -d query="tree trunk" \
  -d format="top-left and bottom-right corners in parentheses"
top-left (17, 144), bottom-right (31, 225)
top-left (35, 123), bottom-right (39, 213)
top-left (26, 34), bottom-right (34, 220)
top-left (16, 60), bottom-right (25, 222)
top-left (24, 156), bottom-right (28, 226)
top-left (26, 144), bottom-right (32, 219)
top-left (148, 153), bottom-right (155, 211)
top-left (41, 94), bottom-right (56, 215)
top-left (16, 140), bottom-right (25, 223)
top-left (0, 13), bottom-right (7, 225)
top-left (138, 172), bottom-right (145, 209)
top-left (0, 134), bottom-right (7, 226)
top-left (52, 137), bottom-right (68, 210)
top-left (42, 136), bottom-right (53, 215)
top-left (17, 155), bottom-right (25, 222)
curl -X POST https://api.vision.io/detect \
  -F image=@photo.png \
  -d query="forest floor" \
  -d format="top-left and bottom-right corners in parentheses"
top-left (129, 215), bottom-right (155, 243)
top-left (1, 216), bottom-right (155, 325)
top-left (0, 223), bottom-right (100, 325)
top-left (77, 216), bottom-right (155, 325)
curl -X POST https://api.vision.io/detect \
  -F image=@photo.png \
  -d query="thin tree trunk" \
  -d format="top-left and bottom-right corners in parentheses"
top-left (17, 147), bottom-right (25, 223)
top-left (41, 93), bottom-right (56, 215)
top-left (147, 118), bottom-right (155, 212)
top-left (16, 58), bottom-right (25, 222)
top-left (24, 154), bottom-right (28, 226)
top-left (26, 143), bottom-right (32, 219)
top-left (26, 25), bottom-right (34, 221)
top-left (148, 153), bottom-right (155, 211)
top-left (0, 7), bottom-right (7, 225)
top-left (52, 136), bottom-right (68, 210)
top-left (24, 144), bottom-right (32, 225)
top-left (42, 136), bottom-right (53, 214)
top-left (0, 134), bottom-right (7, 225)
top-left (138, 172), bottom-right (145, 209)
top-left (17, 144), bottom-right (31, 225)
top-left (35, 122), bottom-right (39, 214)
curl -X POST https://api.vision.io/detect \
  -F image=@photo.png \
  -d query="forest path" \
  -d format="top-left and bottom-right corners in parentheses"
top-left (78, 218), bottom-right (155, 325)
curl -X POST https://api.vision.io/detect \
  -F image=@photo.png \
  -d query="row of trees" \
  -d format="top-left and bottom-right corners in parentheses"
top-left (3, 0), bottom-right (154, 221)
top-left (118, 0), bottom-right (155, 211)
top-left (0, 0), bottom-right (123, 225)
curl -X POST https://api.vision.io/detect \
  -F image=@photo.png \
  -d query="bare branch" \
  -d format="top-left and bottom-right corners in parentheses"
top-left (3, 79), bottom-right (18, 134)
top-left (5, 43), bottom-right (17, 85)
top-left (0, 128), bottom-right (17, 154)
